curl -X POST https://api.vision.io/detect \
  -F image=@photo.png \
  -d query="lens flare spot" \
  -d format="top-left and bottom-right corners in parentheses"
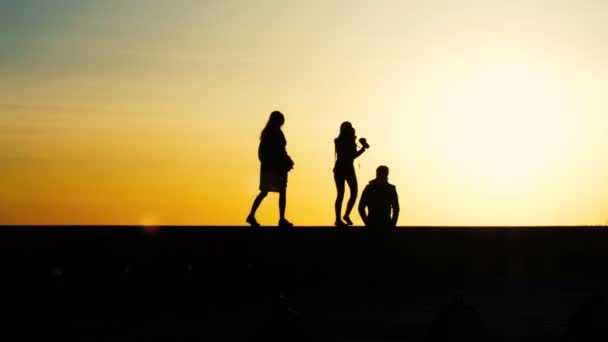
top-left (140, 214), bottom-right (161, 235)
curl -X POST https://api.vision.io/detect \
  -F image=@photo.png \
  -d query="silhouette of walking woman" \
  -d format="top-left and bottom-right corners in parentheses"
top-left (333, 121), bottom-right (368, 226)
top-left (247, 111), bottom-right (294, 228)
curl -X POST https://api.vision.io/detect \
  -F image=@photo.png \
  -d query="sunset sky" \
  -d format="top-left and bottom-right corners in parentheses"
top-left (1, 0), bottom-right (608, 226)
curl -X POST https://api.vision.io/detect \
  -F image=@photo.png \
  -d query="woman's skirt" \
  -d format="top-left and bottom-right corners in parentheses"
top-left (260, 167), bottom-right (288, 192)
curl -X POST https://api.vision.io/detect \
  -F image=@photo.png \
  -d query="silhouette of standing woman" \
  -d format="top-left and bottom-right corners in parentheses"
top-left (333, 121), bottom-right (368, 226)
top-left (247, 111), bottom-right (294, 228)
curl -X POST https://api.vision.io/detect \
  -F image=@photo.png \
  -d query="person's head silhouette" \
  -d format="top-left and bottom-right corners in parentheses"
top-left (268, 111), bottom-right (285, 129)
top-left (339, 121), bottom-right (355, 139)
top-left (376, 165), bottom-right (389, 182)
top-left (261, 111), bottom-right (285, 138)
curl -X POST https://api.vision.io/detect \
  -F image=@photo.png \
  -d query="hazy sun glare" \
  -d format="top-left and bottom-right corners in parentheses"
top-left (426, 61), bottom-right (581, 190)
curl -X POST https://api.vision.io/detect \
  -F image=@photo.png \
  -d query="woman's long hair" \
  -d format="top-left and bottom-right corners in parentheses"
top-left (335, 121), bottom-right (355, 157)
top-left (261, 111), bottom-right (284, 139)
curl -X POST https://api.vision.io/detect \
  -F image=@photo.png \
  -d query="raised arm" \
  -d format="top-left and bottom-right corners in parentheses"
top-left (354, 146), bottom-right (367, 159)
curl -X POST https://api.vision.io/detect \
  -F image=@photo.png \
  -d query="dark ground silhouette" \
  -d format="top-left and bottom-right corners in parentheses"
top-left (0, 226), bottom-right (607, 341)
top-left (561, 290), bottom-right (608, 341)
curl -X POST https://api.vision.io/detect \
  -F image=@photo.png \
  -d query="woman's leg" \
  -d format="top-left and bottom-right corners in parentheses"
top-left (334, 173), bottom-right (346, 224)
top-left (279, 189), bottom-right (286, 220)
top-left (278, 188), bottom-right (294, 227)
top-left (248, 191), bottom-right (268, 222)
top-left (344, 172), bottom-right (358, 221)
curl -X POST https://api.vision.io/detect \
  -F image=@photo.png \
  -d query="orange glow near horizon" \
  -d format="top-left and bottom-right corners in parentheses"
top-left (2, 1), bottom-right (608, 226)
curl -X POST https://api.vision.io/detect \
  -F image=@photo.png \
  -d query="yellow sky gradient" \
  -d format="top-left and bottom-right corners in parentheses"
top-left (1, 1), bottom-right (607, 226)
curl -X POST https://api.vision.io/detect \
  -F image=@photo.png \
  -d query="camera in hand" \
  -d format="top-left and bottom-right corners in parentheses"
top-left (359, 137), bottom-right (370, 149)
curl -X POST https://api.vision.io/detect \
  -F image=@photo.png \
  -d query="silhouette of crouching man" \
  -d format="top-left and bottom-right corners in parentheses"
top-left (358, 166), bottom-right (399, 230)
